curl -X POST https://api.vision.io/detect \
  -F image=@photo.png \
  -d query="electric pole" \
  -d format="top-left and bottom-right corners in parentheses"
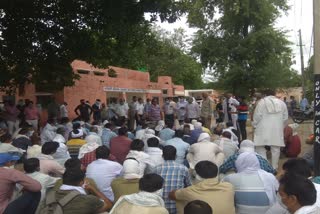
top-left (313, 0), bottom-right (320, 176)
top-left (298, 29), bottom-right (306, 97)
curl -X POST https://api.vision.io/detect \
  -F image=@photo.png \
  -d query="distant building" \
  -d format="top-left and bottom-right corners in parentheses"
top-left (0, 60), bottom-right (185, 122)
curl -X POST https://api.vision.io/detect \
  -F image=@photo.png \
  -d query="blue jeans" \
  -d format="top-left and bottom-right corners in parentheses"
top-left (4, 191), bottom-right (41, 214)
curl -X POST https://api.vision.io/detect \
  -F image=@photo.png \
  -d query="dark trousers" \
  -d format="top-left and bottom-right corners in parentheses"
top-left (238, 120), bottom-right (247, 141)
top-left (165, 114), bottom-right (174, 125)
top-left (4, 191), bottom-right (41, 214)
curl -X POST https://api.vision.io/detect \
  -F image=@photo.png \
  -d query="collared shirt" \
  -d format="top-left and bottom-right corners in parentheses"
top-left (219, 152), bottom-right (276, 174)
top-left (37, 154), bottom-right (65, 177)
top-left (101, 128), bottom-right (118, 147)
top-left (86, 159), bottom-right (123, 201)
top-left (159, 128), bottom-right (175, 142)
top-left (162, 103), bottom-right (175, 115)
top-left (175, 178), bottom-right (235, 214)
top-left (116, 103), bottom-right (129, 118)
top-left (24, 107), bottom-right (39, 120)
top-left (60, 104), bottom-right (68, 118)
top-left (0, 167), bottom-right (41, 213)
top-left (162, 138), bottom-right (190, 165)
top-left (186, 103), bottom-right (200, 119)
top-left (148, 104), bottom-right (161, 121)
top-left (136, 103), bottom-right (145, 115)
top-left (200, 98), bottom-right (213, 118)
top-left (110, 136), bottom-right (132, 164)
top-left (155, 161), bottom-right (191, 214)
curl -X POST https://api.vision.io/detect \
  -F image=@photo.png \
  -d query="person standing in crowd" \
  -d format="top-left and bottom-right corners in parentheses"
top-left (92, 99), bottom-right (102, 122)
top-left (155, 146), bottom-right (191, 214)
top-left (47, 98), bottom-right (60, 119)
top-left (4, 100), bottom-right (20, 135)
top-left (148, 98), bottom-right (162, 127)
top-left (300, 96), bottom-right (309, 111)
top-left (200, 93), bottom-right (213, 129)
top-left (40, 118), bottom-right (57, 144)
top-left (143, 98), bottom-right (152, 120)
top-left (176, 97), bottom-right (188, 124)
top-left (100, 103), bottom-right (108, 122)
top-left (162, 97), bottom-right (175, 125)
top-left (186, 97), bottom-right (200, 122)
top-left (59, 101), bottom-right (68, 118)
top-left (289, 95), bottom-right (297, 117)
top-left (75, 99), bottom-right (92, 122)
top-left (128, 96), bottom-right (138, 131)
top-left (0, 153), bottom-right (41, 214)
top-left (136, 98), bottom-right (145, 125)
top-left (170, 161), bottom-right (235, 214)
top-left (24, 101), bottom-right (40, 131)
top-left (237, 96), bottom-right (249, 140)
top-left (253, 89), bottom-right (288, 169)
top-left (228, 94), bottom-right (240, 130)
top-left (86, 146), bottom-right (123, 202)
top-left (115, 98), bottom-right (129, 121)
top-left (215, 97), bottom-right (224, 124)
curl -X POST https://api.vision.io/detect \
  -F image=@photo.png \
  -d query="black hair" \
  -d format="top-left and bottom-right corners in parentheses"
top-left (104, 123), bottom-right (113, 129)
top-left (118, 127), bottom-right (128, 136)
top-left (90, 126), bottom-right (98, 133)
top-left (64, 158), bottom-right (81, 170)
top-left (0, 133), bottom-right (12, 143)
top-left (60, 117), bottom-right (70, 124)
top-left (18, 128), bottom-right (29, 135)
top-left (213, 127), bottom-right (223, 136)
top-left (222, 131), bottom-right (232, 139)
top-left (264, 89), bottom-right (276, 96)
top-left (47, 118), bottom-right (56, 124)
top-left (167, 122), bottom-right (174, 129)
top-left (147, 137), bottom-right (159, 147)
top-left (24, 158), bottom-right (40, 173)
top-left (226, 122), bottom-right (233, 128)
top-left (175, 130), bottom-right (184, 138)
top-left (280, 173), bottom-right (316, 207)
top-left (163, 145), bottom-right (176, 160)
top-left (56, 127), bottom-right (65, 135)
top-left (42, 141), bottom-right (59, 155)
top-left (184, 200), bottom-right (212, 214)
top-left (96, 146), bottom-right (110, 159)
top-left (130, 139), bottom-right (144, 151)
top-left (195, 161), bottom-right (218, 178)
top-left (282, 158), bottom-right (312, 178)
top-left (139, 173), bottom-right (164, 192)
top-left (72, 123), bottom-right (81, 134)
top-left (63, 169), bottom-right (85, 186)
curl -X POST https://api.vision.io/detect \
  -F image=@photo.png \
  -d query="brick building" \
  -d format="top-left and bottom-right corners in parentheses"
top-left (1, 60), bottom-right (185, 121)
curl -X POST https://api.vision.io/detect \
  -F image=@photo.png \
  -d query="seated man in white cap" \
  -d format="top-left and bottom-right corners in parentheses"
top-left (111, 157), bottom-right (141, 202)
top-left (214, 131), bottom-right (238, 160)
top-left (219, 140), bottom-right (276, 174)
top-left (187, 133), bottom-right (225, 169)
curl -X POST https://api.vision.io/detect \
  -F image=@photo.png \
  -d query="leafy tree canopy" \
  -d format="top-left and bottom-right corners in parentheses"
top-left (0, 0), bottom-right (186, 93)
top-left (188, 0), bottom-right (300, 95)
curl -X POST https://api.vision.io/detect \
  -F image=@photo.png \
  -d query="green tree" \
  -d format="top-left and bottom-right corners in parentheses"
top-left (0, 0), bottom-right (186, 93)
top-left (188, 0), bottom-right (300, 95)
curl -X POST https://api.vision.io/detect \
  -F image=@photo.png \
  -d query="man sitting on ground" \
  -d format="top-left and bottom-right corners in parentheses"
top-left (109, 173), bottom-right (168, 214)
top-left (170, 161), bottom-right (235, 214)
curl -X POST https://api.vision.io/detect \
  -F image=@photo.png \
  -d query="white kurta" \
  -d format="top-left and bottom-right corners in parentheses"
top-left (253, 96), bottom-right (288, 147)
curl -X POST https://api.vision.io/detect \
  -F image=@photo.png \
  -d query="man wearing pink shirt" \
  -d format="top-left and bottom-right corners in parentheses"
top-left (24, 101), bottom-right (40, 131)
top-left (0, 153), bottom-right (41, 214)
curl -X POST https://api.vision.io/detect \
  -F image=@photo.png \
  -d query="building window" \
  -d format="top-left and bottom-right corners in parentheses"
top-left (93, 71), bottom-right (105, 76)
top-left (162, 89), bottom-right (168, 95)
top-left (77, 69), bottom-right (90, 74)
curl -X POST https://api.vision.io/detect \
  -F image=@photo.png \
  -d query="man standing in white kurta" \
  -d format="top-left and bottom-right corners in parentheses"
top-left (253, 90), bottom-right (288, 170)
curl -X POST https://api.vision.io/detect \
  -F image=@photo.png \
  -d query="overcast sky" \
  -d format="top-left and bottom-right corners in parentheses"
top-left (157, 0), bottom-right (313, 74)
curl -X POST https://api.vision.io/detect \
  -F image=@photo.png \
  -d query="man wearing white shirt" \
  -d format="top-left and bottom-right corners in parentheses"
top-left (86, 146), bottom-right (123, 201)
top-left (186, 98), bottom-right (200, 121)
top-left (60, 102), bottom-right (68, 118)
top-left (136, 98), bottom-right (145, 125)
top-left (115, 98), bottom-right (129, 119)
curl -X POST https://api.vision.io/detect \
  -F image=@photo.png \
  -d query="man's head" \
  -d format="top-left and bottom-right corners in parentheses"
top-left (90, 126), bottom-right (99, 134)
top-left (202, 93), bottom-right (208, 99)
top-left (104, 123), bottom-right (113, 129)
top-left (151, 98), bottom-right (157, 105)
top-left (264, 89), bottom-right (276, 96)
top-left (184, 200), bottom-right (212, 214)
top-left (139, 173), bottom-right (164, 193)
top-left (0, 153), bottom-right (20, 167)
top-left (96, 146), bottom-right (110, 159)
top-left (42, 141), bottom-right (59, 155)
top-left (279, 173), bottom-right (317, 213)
top-left (119, 98), bottom-right (125, 105)
top-left (64, 158), bottom-right (82, 170)
top-left (132, 96), bottom-right (137, 102)
top-left (56, 127), bottom-right (65, 136)
top-left (221, 131), bottom-right (232, 139)
top-left (147, 137), bottom-right (160, 148)
top-left (130, 139), bottom-right (145, 151)
top-left (188, 97), bottom-right (193, 104)
top-left (138, 98), bottom-right (143, 103)
top-left (118, 127), bottom-right (128, 136)
top-left (195, 161), bottom-right (218, 179)
top-left (24, 158), bottom-right (40, 173)
top-left (80, 99), bottom-right (85, 104)
top-left (239, 140), bottom-right (255, 153)
top-left (183, 125), bottom-right (191, 135)
top-left (282, 158), bottom-right (312, 178)
top-left (63, 169), bottom-right (85, 186)
top-left (174, 130), bottom-right (184, 139)
top-left (163, 145), bottom-right (176, 161)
